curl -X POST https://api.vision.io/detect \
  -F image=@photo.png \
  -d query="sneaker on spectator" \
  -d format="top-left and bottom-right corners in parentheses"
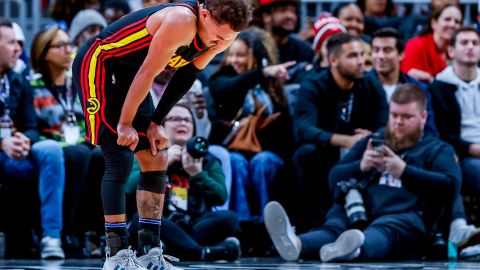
top-left (102, 247), bottom-right (146, 270)
top-left (320, 229), bottom-right (364, 262)
top-left (40, 236), bottom-right (65, 260)
top-left (264, 201), bottom-right (300, 261)
top-left (460, 244), bottom-right (480, 259)
top-left (137, 246), bottom-right (182, 270)
top-left (201, 237), bottom-right (241, 261)
top-left (449, 218), bottom-right (480, 250)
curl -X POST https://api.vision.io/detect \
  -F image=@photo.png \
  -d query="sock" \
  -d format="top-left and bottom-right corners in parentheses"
top-left (105, 222), bottom-right (128, 256)
top-left (138, 218), bottom-right (161, 256)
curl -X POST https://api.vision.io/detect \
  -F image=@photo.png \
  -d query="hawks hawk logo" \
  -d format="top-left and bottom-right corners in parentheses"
top-left (87, 97), bottom-right (100, 114)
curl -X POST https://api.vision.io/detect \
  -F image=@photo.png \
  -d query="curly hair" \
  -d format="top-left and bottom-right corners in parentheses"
top-left (219, 27), bottom-right (287, 108)
top-left (205, 0), bottom-right (253, 32)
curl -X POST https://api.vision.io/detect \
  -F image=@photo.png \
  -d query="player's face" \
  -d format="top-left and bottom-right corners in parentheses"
top-left (164, 106), bottom-right (194, 146)
top-left (198, 10), bottom-right (237, 48)
top-left (226, 40), bottom-right (250, 74)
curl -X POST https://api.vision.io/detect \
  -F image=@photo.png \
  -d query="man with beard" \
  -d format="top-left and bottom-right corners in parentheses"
top-left (369, 27), bottom-right (438, 136)
top-left (255, 0), bottom-right (314, 64)
top-left (430, 26), bottom-right (480, 256)
top-left (265, 84), bottom-right (461, 262)
top-left (292, 33), bottom-right (388, 231)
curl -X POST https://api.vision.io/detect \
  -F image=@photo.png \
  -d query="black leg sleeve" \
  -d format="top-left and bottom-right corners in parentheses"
top-left (152, 62), bottom-right (201, 125)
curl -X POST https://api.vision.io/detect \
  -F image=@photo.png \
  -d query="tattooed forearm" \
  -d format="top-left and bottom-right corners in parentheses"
top-left (137, 190), bottom-right (165, 219)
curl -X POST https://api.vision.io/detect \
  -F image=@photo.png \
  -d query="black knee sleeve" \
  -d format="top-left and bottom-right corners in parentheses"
top-left (101, 144), bottom-right (134, 215)
top-left (137, 171), bottom-right (166, 194)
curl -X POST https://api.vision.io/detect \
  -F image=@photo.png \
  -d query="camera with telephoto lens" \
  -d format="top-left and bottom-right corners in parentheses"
top-left (186, 136), bottom-right (209, 159)
top-left (337, 178), bottom-right (368, 230)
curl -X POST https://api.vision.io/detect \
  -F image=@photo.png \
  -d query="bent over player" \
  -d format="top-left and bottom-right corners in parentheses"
top-left (72, 1), bottom-right (252, 269)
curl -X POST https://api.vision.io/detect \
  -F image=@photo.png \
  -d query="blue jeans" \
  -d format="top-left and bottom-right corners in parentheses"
top-left (461, 157), bottom-right (480, 193)
top-left (208, 145), bottom-right (232, 211)
top-left (0, 140), bottom-right (65, 238)
top-left (230, 151), bottom-right (283, 221)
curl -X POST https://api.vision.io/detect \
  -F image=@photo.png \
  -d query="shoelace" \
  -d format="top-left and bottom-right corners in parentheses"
top-left (120, 247), bottom-right (145, 269)
top-left (154, 247), bottom-right (180, 270)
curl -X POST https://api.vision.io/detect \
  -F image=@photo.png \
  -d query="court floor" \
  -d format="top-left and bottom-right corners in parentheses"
top-left (0, 258), bottom-right (479, 270)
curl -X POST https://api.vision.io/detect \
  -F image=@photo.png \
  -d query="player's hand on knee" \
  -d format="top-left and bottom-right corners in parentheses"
top-left (117, 123), bottom-right (139, 151)
top-left (147, 121), bottom-right (168, 156)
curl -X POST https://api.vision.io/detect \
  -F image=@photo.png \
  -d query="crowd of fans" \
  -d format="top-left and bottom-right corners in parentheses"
top-left (1, 0), bottom-right (480, 263)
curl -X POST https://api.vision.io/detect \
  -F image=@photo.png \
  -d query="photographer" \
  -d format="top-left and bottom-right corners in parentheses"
top-left (129, 104), bottom-right (240, 261)
top-left (264, 84), bottom-right (460, 262)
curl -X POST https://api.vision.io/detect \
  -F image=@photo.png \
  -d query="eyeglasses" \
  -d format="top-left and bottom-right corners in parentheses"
top-left (49, 41), bottom-right (73, 50)
top-left (164, 116), bottom-right (193, 123)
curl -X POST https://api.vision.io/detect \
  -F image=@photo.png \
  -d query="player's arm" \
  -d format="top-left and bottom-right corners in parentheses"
top-left (118, 9), bottom-right (196, 125)
top-left (192, 35), bottom-right (237, 69)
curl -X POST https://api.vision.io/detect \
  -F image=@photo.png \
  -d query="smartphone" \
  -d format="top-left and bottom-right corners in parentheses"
top-left (371, 138), bottom-right (385, 151)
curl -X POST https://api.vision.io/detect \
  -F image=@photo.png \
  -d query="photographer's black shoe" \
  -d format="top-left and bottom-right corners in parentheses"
top-left (201, 237), bottom-right (241, 262)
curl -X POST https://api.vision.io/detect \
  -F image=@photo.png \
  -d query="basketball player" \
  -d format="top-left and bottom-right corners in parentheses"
top-left (72, 1), bottom-right (252, 269)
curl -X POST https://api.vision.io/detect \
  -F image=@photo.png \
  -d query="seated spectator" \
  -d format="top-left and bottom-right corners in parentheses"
top-left (401, 3), bottom-right (462, 82)
top-left (30, 25), bottom-right (98, 253)
top-left (357, 0), bottom-right (401, 36)
top-left (69, 9), bottom-right (107, 52)
top-left (333, 3), bottom-right (373, 70)
top-left (0, 18), bottom-right (66, 259)
top-left (369, 27), bottom-right (438, 136)
top-left (254, 0), bottom-right (314, 64)
top-left (11, 23), bottom-right (29, 78)
top-left (398, 0), bottom-right (460, 40)
top-left (292, 33), bottom-right (388, 230)
top-left (265, 84), bottom-right (460, 262)
top-left (311, 14), bottom-right (347, 69)
top-left (208, 27), bottom-right (295, 222)
top-left (430, 26), bottom-right (480, 256)
top-left (102, 0), bottom-right (131, 24)
top-left (127, 104), bottom-right (241, 261)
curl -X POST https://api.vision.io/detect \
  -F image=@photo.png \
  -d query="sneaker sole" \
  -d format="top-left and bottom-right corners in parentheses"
top-left (264, 201), bottom-right (299, 261)
top-left (320, 229), bottom-right (364, 262)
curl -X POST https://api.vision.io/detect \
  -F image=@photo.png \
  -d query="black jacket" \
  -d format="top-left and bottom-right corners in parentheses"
top-left (294, 68), bottom-right (388, 146)
top-left (428, 80), bottom-right (471, 159)
top-left (329, 132), bottom-right (460, 218)
top-left (0, 69), bottom-right (39, 143)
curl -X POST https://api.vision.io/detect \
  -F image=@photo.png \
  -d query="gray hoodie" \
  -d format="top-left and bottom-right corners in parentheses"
top-left (436, 66), bottom-right (480, 144)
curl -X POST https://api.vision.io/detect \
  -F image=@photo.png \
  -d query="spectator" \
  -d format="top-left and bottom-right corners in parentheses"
top-left (127, 104), bottom-right (240, 261)
top-left (311, 14), bottom-right (347, 69)
top-left (29, 25), bottom-right (97, 254)
top-left (369, 27), bottom-right (438, 137)
top-left (356, 0), bottom-right (400, 36)
top-left (69, 9), bottom-right (107, 52)
top-left (209, 27), bottom-right (295, 221)
top-left (398, 0), bottom-right (460, 40)
top-left (401, 4), bottom-right (462, 82)
top-left (265, 83), bottom-right (460, 262)
top-left (255, 0), bottom-right (314, 64)
top-left (333, 3), bottom-right (373, 70)
top-left (102, 0), bottom-right (132, 24)
top-left (430, 28), bottom-right (480, 252)
top-left (142, 0), bottom-right (170, 8)
top-left (0, 18), bottom-right (66, 259)
top-left (292, 33), bottom-right (388, 230)
top-left (11, 23), bottom-right (29, 78)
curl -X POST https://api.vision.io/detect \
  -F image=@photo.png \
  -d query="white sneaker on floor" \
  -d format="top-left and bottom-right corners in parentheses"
top-left (320, 229), bottom-right (364, 262)
top-left (137, 247), bottom-right (182, 270)
top-left (102, 247), bottom-right (147, 270)
top-left (40, 236), bottom-right (65, 260)
top-left (264, 201), bottom-right (300, 261)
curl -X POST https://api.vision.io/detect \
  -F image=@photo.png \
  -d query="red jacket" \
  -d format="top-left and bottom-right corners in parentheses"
top-left (401, 33), bottom-right (447, 78)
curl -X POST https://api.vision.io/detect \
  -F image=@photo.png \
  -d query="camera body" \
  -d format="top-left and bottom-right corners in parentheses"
top-left (337, 178), bottom-right (368, 230)
top-left (186, 136), bottom-right (209, 159)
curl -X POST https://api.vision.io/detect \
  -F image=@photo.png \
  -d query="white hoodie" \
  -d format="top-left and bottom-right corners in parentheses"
top-left (436, 66), bottom-right (480, 144)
